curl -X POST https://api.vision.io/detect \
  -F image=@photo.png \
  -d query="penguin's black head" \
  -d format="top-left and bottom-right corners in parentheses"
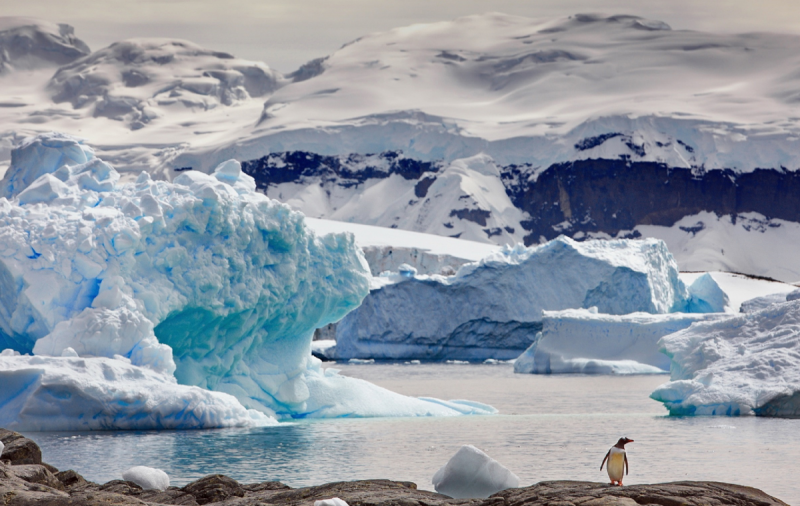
top-left (615, 437), bottom-right (634, 448)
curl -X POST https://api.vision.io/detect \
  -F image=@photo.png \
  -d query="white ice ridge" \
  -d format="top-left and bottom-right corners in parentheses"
top-left (513, 308), bottom-right (729, 375)
top-left (651, 300), bottom-right (800, 417)
top-left (0, 133), bottom-right (496, 428)
top-left (331, 237), bottom-right (689, 361)
top-left (432, 445), bottom-right (519, 499)
top-left (0, 353), bottom-right (274, 431)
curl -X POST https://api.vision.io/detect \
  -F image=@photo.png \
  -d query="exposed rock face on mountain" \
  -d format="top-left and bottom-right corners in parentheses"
top-left (506, 159), bottom-right (800, 244)
top-left (241, 151), bottom-right (525, 245)
top-left (239, 151), bottom-right (800, 276)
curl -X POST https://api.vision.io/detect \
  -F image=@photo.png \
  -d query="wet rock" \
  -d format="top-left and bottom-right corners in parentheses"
top-left (491, 480), bottom-right (789, 506)
top-left (8, 464), bottom-right (65, 491)
top-left (181, 474), bottom-right (246, 505)
top-left (55, 469), bottom-right (89, 489)
top-left (138, 487), bottom-right (200, 505)
top-left (100, 479), bottom-right (145, 495)
top-left (237, 479), bottom-right (478, 506)
top-left (0, 429), bottom-right (42, 465)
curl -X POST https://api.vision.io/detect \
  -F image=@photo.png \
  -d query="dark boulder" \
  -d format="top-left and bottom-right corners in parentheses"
top-left (181, 474), bottom-right (245, 505)
top-left (491, 480), bottom-right (789, 506)
top-left (0, 429), bottom-right (42, 465)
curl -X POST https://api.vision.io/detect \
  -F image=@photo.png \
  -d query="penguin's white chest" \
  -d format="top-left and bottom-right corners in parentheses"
top-left (607, 448), bottom-right (626, 481)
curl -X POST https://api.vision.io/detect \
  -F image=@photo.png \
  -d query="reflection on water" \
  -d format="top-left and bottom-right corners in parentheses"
top-left (26, 364), bottom-right (799, 505)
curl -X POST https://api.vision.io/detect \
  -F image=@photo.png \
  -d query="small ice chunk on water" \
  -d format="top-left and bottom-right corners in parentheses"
top-left (432, 445), bottom-right (519, 499)
top-left (348, 358), bottom-right (375, 364)
top-left (122, 466), bottom-right (170, 491)
top-left (314, 498), bottom-right (349, 506)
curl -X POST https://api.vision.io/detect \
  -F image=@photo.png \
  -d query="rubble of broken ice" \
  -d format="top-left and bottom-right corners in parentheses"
top-left (324, 240), bottom-right (800, 418)
top-left (0, 133), bottom-right (494, 431)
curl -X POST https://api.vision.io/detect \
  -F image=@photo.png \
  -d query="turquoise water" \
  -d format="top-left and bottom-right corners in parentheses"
top-left (26, 363), bottom-right (799, 504)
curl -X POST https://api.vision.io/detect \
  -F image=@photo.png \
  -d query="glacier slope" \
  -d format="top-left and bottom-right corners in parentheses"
top-left (174, 13), bottom-right (800, 172)
top-left (2, 14), bottom-right (800, 176)
top-left (262, 153), bottom-right (527, 246)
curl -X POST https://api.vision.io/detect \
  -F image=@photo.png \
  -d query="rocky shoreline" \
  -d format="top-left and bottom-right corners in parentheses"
top-left (1, 429), bottom-right (789, 506)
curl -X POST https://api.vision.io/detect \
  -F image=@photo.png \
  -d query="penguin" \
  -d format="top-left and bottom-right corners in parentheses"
top-left (600, 437), bottom-right (633, 486)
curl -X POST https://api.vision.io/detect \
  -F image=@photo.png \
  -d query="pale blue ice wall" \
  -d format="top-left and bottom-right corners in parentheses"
top-left (334, 238), bottom-right (690, 361)
top-left (0, 133), bottom-right (371, 415)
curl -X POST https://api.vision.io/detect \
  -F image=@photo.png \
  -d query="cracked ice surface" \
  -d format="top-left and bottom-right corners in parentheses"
top-left (651, 299), bottom-right (800, 417)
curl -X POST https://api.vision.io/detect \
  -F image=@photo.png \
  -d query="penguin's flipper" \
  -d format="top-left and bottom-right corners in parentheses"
top-left (624, 453), bottom-right (629, 475)
top-left (600, 450), bottom-right (610, 470)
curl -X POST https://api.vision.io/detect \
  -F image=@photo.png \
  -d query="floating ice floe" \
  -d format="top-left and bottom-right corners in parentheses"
top-left (651, 300), bottom-right (800, 417)
top-left (514, 308), bottom-right (730, 375)
top-left (0, 133), bottom-right (495, 430)
top-left (0, 353), bottom-right (274, 431)
top-left (122, 466), bottom-right (170, 491)
top-left (330, 237), bottom-right (689, 361)
top-left (432, 445), bottom-right (519, 499)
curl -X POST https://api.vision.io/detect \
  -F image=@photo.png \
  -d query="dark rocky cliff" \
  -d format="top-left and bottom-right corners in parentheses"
top-left (236, 151), bottom-right (799, 246)
top-left (507, 160), bottom-right (800, 245)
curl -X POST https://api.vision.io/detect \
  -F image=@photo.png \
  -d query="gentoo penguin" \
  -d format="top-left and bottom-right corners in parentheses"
top-left (600, 437), bottom-right (633, 486)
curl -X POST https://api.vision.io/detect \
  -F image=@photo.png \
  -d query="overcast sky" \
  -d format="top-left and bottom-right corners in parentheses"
top-left (3, 0), bottom-right (800, 72)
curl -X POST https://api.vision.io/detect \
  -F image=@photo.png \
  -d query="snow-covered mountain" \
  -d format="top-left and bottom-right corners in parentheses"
top-left (2, 14), bottom-right (800, 280)
top-left (0, 17), bottom-right (89, 73)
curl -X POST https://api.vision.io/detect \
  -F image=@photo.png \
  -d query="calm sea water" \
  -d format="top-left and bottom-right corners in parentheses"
top-left (26, 363), bottom-right (799, 505)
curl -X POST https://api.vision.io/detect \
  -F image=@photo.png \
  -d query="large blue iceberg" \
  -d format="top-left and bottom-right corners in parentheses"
top-left (0, 133), bottom-right (495, 430)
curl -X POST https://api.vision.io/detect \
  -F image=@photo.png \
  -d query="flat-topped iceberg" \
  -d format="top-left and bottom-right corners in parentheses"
top-left (651, 300), bottom-right (800, 417)
top-left (0, 133), bottom-right (495, 429)
top-left (331, 237), bottom-right (690, 361)
top-left (514, 308), bottom-right (729, 375)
